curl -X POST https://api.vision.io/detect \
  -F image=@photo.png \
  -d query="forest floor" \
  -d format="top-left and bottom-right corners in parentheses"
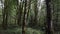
top-left (0, 25), bottom-right (44, 34)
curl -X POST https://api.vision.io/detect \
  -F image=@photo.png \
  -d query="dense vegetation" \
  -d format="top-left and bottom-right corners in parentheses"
top-left (0, 0), bottom-right (60, 34)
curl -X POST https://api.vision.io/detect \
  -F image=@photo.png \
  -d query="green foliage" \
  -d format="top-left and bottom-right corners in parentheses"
top-left (0, 27), bottom-right (44, 34)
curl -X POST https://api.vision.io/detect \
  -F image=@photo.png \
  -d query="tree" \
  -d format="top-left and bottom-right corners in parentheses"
top-left (34, 0), bottom-right (38, 27)
top-left (22, 0), bottom-right (27, 34)
top-left (45, 0), bottom-right (52, 34)
top-left (2, 0), bottom-right (9, 29)
top-left (17, 0), bottom-right (23, 26)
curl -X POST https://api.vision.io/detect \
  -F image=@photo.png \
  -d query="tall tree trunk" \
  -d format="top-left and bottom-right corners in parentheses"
top-left (26, 0), bottom-right (31, 26)
top-left (45, 0), bottom-right (52, 34)
top-left (34, 0), bottom-right (38, 27)
top-left (17, 0), bottom-right (23, 26)
top-left (27, 0), bottom-right (31, 17)
top-left (22, 0), bottom-right (27, 34)
top-left (2, 0), bottom-right (8, 29)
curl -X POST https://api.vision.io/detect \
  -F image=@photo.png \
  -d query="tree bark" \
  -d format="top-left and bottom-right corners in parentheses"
top-left (22, 0), bottom-right (27, 34)
top-left (45, 0), bottom-right (52, 34)
top-left (17, 0), bottom-right (23, 26)
top-left (2, 0), bottom-right (8, 30)
top-left (34, 0), bottom-right (38, 27)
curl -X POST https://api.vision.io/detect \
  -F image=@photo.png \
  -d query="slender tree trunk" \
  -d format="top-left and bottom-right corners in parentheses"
top-left (22, 0), bottom-right (27, 34)
top-left (45, 0), bottom-right (52, 34)
top-left (27, 0), bottom-right (31, 17)
top-left (26, 0), bottom-right (31, 26)
top-left (17, 0), bottom-right (23, 26)
top-left (34, 0), bottom-right (38, 27)
top-left (45, 0), bottom-right (55, 34)
top-left (2, 0), bottom-right (8, 29)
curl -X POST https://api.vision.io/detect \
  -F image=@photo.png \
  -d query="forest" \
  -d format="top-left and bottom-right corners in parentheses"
top-left (0, 0), bottom-right (60, 34)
